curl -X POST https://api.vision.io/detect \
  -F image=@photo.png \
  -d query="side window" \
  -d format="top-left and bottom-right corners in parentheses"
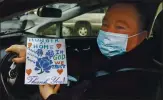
top-left (63, 7), bottom-right (108, 37)
top-left (37, 7), bottom-right (108, 37)
top-left (90, 8), bottom-right (108, 13)
top-left (38, 24), bottom-right (57, 35)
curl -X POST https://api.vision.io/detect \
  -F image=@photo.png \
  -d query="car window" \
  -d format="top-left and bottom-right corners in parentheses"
top-left (0, 18), bottom-right (22, 33)
top-left (90, 8), bottom-right (108, 13)
top-left (39, 7), bottom-right (108, 37)
top-left (39, 24), bottom-right (57, 35)
top-left (0, 11), bottom-right (36, 34)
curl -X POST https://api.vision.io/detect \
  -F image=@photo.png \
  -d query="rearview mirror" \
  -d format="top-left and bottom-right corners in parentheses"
top-left (37, 7), bottom-right (62, 18)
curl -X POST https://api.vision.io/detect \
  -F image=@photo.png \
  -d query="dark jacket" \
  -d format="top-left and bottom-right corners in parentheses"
top-left (46, 38), bottom-right (161, 100)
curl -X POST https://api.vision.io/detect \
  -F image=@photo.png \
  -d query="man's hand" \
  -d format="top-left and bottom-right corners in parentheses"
top-left (39, 84), bottom-right (60, 100)
top-left (5, 45), bottom-right (26, 63)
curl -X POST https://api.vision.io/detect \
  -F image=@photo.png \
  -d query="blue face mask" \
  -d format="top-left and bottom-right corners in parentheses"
top-left (97, 30), bottom-right (142, 58)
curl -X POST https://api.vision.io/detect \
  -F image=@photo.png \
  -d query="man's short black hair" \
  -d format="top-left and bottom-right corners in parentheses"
top-left (133, 3), bottom-right (148, 32)
top-left (111, 2), bottom-right (157, 32)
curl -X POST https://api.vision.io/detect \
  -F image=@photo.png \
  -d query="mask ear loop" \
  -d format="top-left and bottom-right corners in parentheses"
top-left (128, 31), bottom-right (145, 38)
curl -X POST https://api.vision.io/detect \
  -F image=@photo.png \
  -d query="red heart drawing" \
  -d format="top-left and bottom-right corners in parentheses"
top-left (57, 69), bottom-right (63, 75)
top-left (26, 69), bottom-right (32, 76)
top-left (28, 43), bottom-right (32, 48)
top-left (56, 44), bottom-right (62, 49)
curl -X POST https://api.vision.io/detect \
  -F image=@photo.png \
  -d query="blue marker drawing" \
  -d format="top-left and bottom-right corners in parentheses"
top-left (46, 50), bottom-right (54, 59)
top-left (36, 49), bottom-right (43, 56)
top-left (35, 57), bottom-right (55, 74)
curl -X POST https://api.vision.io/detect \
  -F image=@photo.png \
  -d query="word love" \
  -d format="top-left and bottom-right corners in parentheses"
top-left (27, 76), bottom-right (66, 84)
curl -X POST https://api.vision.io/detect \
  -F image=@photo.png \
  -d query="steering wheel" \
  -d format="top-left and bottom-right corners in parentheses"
top-left (0, 52), bottom-right (39, 99)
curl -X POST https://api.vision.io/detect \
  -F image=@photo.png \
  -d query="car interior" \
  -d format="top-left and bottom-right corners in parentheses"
top-left (0, 0), bottom-right (163, 100)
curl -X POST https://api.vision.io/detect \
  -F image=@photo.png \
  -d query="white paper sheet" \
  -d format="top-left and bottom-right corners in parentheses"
top-left (25, 38), bottom-right (67, 85)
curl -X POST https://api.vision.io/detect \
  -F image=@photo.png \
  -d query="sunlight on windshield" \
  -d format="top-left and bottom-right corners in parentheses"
top-left (46, 3), bottom-right (77, 11)
top-left (0, 3), bottom-right (77, 34)
top-left (39, 7), bottom-right (107, 37)
top-left (0, 3), bottom-right (107, 38)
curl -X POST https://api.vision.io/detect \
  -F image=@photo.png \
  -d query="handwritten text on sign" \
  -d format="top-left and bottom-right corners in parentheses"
top-left (25, 38), bottom-right (67, 85)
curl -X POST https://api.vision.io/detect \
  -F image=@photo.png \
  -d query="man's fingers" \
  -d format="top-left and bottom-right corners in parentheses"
top-left (53, 84), bottom-right (60, 94)
top-left (12, 57), bottom-right (26, 63)
top-left (5, 46), bottom-right (14, 52)
top-left (39, 85), bottom-right (44, 91)
top-left (5, 45), bottom-right (19, 53)
top-left (39, 84), bottom-right (60, 95)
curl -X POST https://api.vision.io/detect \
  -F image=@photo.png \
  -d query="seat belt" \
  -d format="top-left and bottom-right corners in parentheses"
top-left (96, 68), bottom-right (163, 78)
top-left (148, 2), bottom-right (163, 39)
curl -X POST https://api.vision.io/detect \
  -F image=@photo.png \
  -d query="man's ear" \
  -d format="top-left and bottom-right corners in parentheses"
top-left (139, 31), bottom-right (148, 43)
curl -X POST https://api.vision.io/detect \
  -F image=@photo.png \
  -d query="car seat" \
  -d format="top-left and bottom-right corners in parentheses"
top-left (151, 8), bottom-right (163, 100)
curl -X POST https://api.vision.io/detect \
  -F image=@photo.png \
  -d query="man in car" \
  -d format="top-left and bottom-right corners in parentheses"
top-left (5, 2), bottom-right (159, 100)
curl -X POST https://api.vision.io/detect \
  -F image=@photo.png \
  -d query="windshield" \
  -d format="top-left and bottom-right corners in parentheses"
top-left (0, 2), bottom-right (107, 38)
top-left (46, 3), bottom-right (77, 11)
top-left (0, 3), bottom-right (77, 35)
top-left (0, 2), bottom-right (106, 38)
top-left (37, 7), bottom-right (107, 37)
top-left (0, 18), bottom-right (22, 33)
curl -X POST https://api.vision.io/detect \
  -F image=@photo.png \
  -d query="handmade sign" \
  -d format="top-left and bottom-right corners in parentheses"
top-left (25, 38), bottom-right (67, 85)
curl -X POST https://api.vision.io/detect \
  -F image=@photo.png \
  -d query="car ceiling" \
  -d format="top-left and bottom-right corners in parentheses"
top-left (0, 0), bottom-right (162, 20)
